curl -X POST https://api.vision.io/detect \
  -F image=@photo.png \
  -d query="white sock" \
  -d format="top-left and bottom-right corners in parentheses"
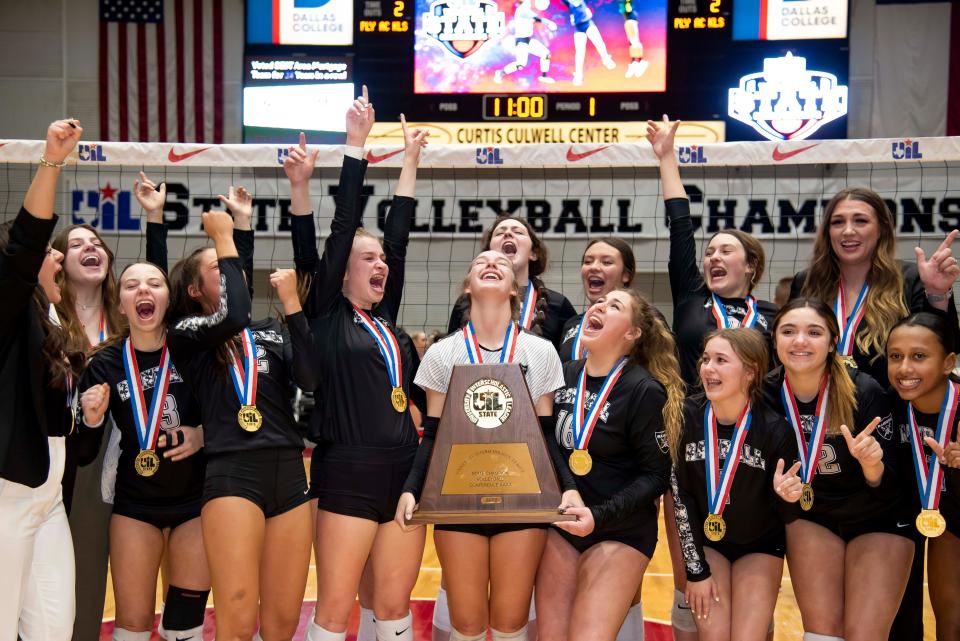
top-left (306, 620), bottom-right (347, 641)
top-left (113, 629), bottom-right (151, 641)
top-left (433, 585), bottom-right (451, 632)
top-left (491, 625), bottom-right (528, 641)
top-left (450, 628), bottom-right (486, 641)
top-left (375, 611), bottom-right (413, 641)
top-left (803, 635), bottom-right (844, 641)
top-left (357, 607), bottom-right (376, 641)
top-left (616, 602), bottom-right (644, 641)
top-left (160, 624), bottom-right (204, 641)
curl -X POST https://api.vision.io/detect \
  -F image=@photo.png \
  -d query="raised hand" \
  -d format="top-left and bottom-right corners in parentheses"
top-left (283, 132), bottom-right (319, 186)
top-left (44, 119), bottom-right (83, 164)
top-left (345, 85), bottom-right (376, 148)
top-left (401, 113), bottom-right (429, 165)
top-left (645, 114), bottom-right (679, 160)
top-left (202, 210), bottom-right (235, 242)
top-left (841, 417), bottom-right (884, 485)
top-left (218, 186), bottom-right (253, 230)
top-left (924, 436), bottom-right (960, 469)
top-left (773, 458), bottom-right (803, 503)
top-left (81, 382), bottom-right (111, 427)
top-left (916, 230), bottom-right (960, 301)
top-left (134, 171), bottom-right (167, 222)
top-left (270, 268), bottom-right (301, 315)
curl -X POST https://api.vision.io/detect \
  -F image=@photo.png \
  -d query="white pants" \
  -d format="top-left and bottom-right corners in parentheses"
top-left (0, 437), bottom-right (76, 641)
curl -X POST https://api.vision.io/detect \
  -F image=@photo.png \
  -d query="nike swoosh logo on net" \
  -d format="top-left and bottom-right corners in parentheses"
top-left (365, 148), bottom-right (404, 164)
top-left (167, 147), bottom-right (211, 163)
top-left (566, 145), bottom-right (610, 162)
top-left (771, 143), bottom-right (819, 162)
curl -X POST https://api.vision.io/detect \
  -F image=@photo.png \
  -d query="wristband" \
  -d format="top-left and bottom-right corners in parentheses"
top-left (926, 290), bottom-right (952, 303)
top-left (39, 154), bottom-right (67, 168)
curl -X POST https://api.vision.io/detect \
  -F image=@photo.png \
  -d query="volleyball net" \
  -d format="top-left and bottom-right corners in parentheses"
top-left (1, 136), bottom-right (958, 334)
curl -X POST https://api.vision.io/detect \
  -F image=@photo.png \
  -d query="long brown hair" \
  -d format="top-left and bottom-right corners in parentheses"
top-left (772, 298), bottom-right (856, 436)
top-left (0, 222), bottom-right (84, 388)
top-left (51, 224), bottom-right (123, 353)
top-left (481, 216), bottom-right (549, 336)
top-left (621, 289), bottom-right (684, 460)
top-left (707, 229), bottom-right (766, 293)
top-left (702, 328), bottom-right (769, 405)
top-left (800, 188), bottom-right (908, 360)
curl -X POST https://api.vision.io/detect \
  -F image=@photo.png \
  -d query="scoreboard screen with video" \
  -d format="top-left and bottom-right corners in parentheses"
top-left (243, 0), bottom-right (850, 142)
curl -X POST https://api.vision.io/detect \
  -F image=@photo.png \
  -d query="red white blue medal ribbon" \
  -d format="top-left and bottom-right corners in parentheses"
top-left (462, 320), bottom-right (518, 364)
top-left (711, 293), bottom-right (758, 329)
top-left (352, 305), bottom-right (403, 390)
top-left (835, 280), bottom-right (869, 357)
top-left (98, 310), bottom-right (108, 345)
top-left (122, 338), bottom-right (172, 453)
top-left (519, 281), bottom-right (538, 330)
top-left (908, 380), bottom-right (959, 511)
top-left (704, 402), bottom-right (752, 516)
top-left (571, 314), bottom-right (587, 359)
top-left (572, 357), bottom-right (626, 450)
top-left (228, 328), bottom-right (258, 408)
top-left (781, 375), bottom-right (830, 486)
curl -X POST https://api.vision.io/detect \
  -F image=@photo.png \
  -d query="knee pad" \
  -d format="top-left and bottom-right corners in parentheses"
top-left (450, 628), bottom-right (486, 641)
top-left (306, 620), bottom-right (347, 641)
top-left (616, 601), bottom-right (644, 641)
top-left (433, 585), bottom-right (451, 632)
top-left (112, 629), bottom-right (151, 641)
top-left (491, 625), bottom-right (528, 641)
top-left (161, 585), bottom-right (209, 631)
top-left (357, 606), bottom-right (376, 641)
top-left (803, 635), bottom-right (845, 641)
top-left (671, 589), bottom-right (697, 633)
top-left (376, 611), bottom-right (413, 641)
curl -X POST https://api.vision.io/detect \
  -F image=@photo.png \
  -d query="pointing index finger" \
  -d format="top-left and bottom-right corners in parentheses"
top-left (858, 416), bottom-right (881, 441)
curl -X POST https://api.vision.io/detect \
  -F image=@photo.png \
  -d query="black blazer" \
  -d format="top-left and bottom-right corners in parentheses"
top-left (0, 207), bottom-right (64, 487)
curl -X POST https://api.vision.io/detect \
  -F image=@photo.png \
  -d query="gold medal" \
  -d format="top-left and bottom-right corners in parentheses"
top-left (916, 509), bottom-right (947, 538)
top-left (392, 387), bottom-right (408, 413)
top-left (135, 449), bottom-right (160, 477)
top-left (238, 404), bottom-right (263, 432)
top-left (800, 483), bottom-right (814, 511)
top-left (704, 513), bottom-right (726, 541)
top-left (569, 449), bottom-right (593, 476)
top-left (840, 355), bottom-right (857, 369)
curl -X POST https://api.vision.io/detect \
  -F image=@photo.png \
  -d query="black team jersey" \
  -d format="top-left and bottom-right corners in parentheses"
top-left (671, 398), bottom-right (797, 581)
top-left (168, 257), bottom-right (314, 454)
top-left (448, 286), bottom-right (577, 350)
top-left (292, 156), bottom-right (422, 447)
top-left (763, 367), bottom-right (902, 525)
top-left (891, 393), bottom-right (960, 535)
top-left (790, 265), bottom-right (960, 388)
top-left (79, 343), bottom-right (204, 508)
top-left (667, 198), bottom-right (778, 384)
top-left (552, 360), bottom-right (671, 534)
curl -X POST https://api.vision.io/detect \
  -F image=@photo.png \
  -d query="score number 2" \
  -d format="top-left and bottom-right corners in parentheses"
top-left (393, 0), bottom-right (404, 17)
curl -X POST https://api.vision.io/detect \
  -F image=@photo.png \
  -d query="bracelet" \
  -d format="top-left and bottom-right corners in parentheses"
top-left (926, 290), bottom-right (952, 303)
top-left (39, 154), bottom-right (66, 168)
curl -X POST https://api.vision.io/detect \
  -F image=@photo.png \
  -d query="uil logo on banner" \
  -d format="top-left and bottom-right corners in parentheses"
top-left (728, 52), bottom-right (847, 142)
top-left (463, 378), bottom-right (514, 428)
top-left (476, 147), bottom-right (504, 165)
top-left (78, 144), bottom-right (107, 162)
top-left (423, 0), bottom-right (506, 58)
top-left (71, 183), bottom-right (139, 231)
top-left (678, 145), bottom-right (707, 164)
top-left (891, 139), bottom-right (922, 161)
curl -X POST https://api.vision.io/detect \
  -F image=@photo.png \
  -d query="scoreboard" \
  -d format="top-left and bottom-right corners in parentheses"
top-left (243, 0), bottom-right (849, 142)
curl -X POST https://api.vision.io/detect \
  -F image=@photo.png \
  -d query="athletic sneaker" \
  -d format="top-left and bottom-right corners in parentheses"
top-left (632, 59), bottom-right (649, 77)
top-left (602, 55), bottom-right (616, 69)
top-left (539, 74), bottom-right (556, 84)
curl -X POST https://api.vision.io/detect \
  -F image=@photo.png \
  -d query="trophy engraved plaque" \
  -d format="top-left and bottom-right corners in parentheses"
top-left (409, 363), bottom-right (574, 524)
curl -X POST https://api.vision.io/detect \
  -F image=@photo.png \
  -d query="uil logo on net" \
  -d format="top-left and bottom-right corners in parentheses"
top-left (423, 0), bottom-right (506, 58)
top-left (728, 52), bottom-right (848, 142)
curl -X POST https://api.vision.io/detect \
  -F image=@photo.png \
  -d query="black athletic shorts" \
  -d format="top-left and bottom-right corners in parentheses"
top-left (312, 443), bottom-right (417, 524)
top-left (112, 500), bottom-right (201, 531)
top-left (434, 523), bottom-right (549, 537)
top-left (203, 447), bottom-right (309, 518)
top-left (704, 530), bottom-right (786, 563)
top-left (794, 510), bottom-right (916, 544)
top-left (554, 522), bottom-right (658, 559)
